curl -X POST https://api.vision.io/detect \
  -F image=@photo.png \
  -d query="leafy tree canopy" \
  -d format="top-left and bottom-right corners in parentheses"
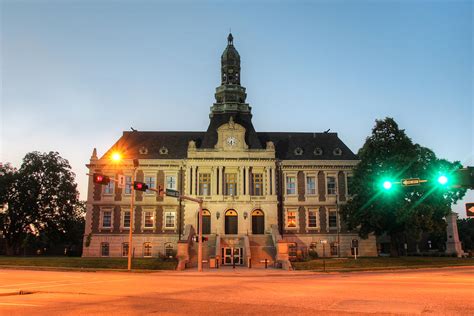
top-left (0, 152), bottom-right (82, 255)
top-left (341, 118), bottom-right (466, 255)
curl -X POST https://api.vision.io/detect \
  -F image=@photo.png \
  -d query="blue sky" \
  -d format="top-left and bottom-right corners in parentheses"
top-left (1, 0), bottom-right (472, 215)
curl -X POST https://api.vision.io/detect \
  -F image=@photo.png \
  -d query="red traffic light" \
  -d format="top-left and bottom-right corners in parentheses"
top-left (133, 181), bottom-right (148, 192)
top-left (93, 173), bottom-right (110, 185)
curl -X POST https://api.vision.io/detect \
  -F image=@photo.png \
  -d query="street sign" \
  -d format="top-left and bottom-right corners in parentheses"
top-left (319, 240), bottom-right (328, 244)
top-left (466, 203), bottom-right (474, 218)
top-left (351, 239), bottom-right (359, 248)
top-left (401, 178), bottom-right (425, 186)
top-left (166, 189), bottom-right (180, 198)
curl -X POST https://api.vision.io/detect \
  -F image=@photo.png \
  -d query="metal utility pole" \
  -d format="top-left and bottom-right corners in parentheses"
top-left (127, 160), bottom-right (139, 271)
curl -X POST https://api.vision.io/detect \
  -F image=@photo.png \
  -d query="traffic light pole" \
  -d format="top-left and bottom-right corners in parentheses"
top-left (127, 167), bottom-right (137, 271)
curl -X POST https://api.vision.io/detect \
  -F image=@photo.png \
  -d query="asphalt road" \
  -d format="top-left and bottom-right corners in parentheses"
top-left (0, 267), bottom-right (473, 315)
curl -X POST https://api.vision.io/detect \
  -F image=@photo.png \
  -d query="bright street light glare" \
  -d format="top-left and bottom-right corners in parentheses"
top-left (111, 152), bottom-right (122, 162)
top-left (437, 175), bottom-right (448, 185)
top-left (383, 181), bottom-right (393, 190)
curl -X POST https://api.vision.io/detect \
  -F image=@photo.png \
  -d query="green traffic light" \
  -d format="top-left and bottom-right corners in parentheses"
top-left (437, 175), bottom-right (448, 185)
top-left (383, 181), bottom-right (393, 190)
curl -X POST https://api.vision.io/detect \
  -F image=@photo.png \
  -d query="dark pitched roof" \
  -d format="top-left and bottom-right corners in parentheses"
top-left (102, 130), bottom-right (357, 161)
top-left (257, 132), bottom-right (358, 160)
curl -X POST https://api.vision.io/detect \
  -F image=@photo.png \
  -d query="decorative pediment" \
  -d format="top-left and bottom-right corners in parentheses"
top-left (215, 117), bottom-right (248, 151)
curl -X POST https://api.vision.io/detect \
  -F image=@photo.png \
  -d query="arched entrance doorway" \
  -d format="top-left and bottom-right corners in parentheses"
top-left (197, 210), bottom-right (211, 235)
top-left (225, 210), bottom-right (238, 234)
top-left (251, 210), bottom-right (265, 234)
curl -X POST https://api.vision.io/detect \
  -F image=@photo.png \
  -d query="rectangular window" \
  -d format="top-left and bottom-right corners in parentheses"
top-left (103, 181), bottom-right (114, 195)
top-left (199, 173), bottom-right (211, 196)
top-left (327, 176), bottom-right (337, 195)
top-left (225, 173), bottom-right (237, 196)
top-left (101, 242), bottom-right (109, 257)
top-left (286, 176), bottom-right (296, 195)
top-left (166, 175), bottom-right (177, 190)
top-left (306, 176), bottom-right (316, 195)
top-left (347, 175), bottom-right (354, 195)
top-left (329, 210), bottom-right (337, 229)
top-left (308, 209), bottom-right (318, 228)
top-left (165, 244), bottom-right (174, 258)
top-left (102, 211), bottom-right (112, 228)
top-left (253, 173), bottom-right (263, 196)
top-left (286, 210), bottom-right (297, 228)
top-left (144, 211), bottom-right (154, 228)
top-left (145, 176), bottom-right (156, 191)
top-left (124, 176), bottom-right (132, 194)
top-left (330, 243), bottom-right (338, 256)
top-left (164, 212), bottom-right (176, 229)
top-left (122, 211), bottom-right (130, 228)
top-left (122, 243), bottom-right (129, 257)
top-left (143, 242), bottom-right (152, 257)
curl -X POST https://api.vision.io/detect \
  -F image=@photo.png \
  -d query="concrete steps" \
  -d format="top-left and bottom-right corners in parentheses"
top-left (249, 235), bottom-right (276, 267)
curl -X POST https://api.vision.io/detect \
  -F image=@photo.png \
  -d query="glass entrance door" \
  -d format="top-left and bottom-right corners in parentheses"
top-left (222, 247), bottom-right (244, 265)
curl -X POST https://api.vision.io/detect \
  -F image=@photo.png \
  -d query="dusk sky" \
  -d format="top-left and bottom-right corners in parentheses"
top-left (1, 1), bottom-right (472, 215)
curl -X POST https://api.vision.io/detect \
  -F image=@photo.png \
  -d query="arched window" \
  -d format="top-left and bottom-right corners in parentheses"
top-left (225, 210), bottom-right (238, 235)
top-left (251, 210), bottom-right (265, 234)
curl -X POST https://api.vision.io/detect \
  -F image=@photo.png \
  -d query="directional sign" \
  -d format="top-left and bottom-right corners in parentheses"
top-left (466, 203), bottom-right (474, 218)
top-left (401, 178), bottom-right (427, 186)
top-left (165, 189), bottom-right (180, 198)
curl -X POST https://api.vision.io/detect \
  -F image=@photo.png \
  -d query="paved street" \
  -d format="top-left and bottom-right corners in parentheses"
top-left (0, 267), bottom-right (473, 315)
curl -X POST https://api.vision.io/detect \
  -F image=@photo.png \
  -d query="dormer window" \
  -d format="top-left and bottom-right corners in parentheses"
top-left (314, 148), bottom-right (323, 156)
top-left (333, 148), bottom-right (342, 156)
top-left (139, 146), bottom-right (148, 155)
top-left (159, 146), bottom-right (168, 155)
top-left (294, 147), bottom-right (304, 156)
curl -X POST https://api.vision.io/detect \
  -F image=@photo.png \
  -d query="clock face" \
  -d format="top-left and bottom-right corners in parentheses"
top-left (226, 136), bottom-right (237, 146)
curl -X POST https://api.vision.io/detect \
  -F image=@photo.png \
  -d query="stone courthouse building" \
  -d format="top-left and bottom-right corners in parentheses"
top-left (83, 34), bottom-right (377, 268)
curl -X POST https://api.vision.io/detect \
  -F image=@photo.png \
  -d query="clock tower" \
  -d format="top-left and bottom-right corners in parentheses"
top-left (201, 33), bottom-right (262, 149)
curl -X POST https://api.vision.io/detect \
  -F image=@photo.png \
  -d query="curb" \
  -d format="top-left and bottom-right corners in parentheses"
top-left (0, 265), bottom-right (165, 273)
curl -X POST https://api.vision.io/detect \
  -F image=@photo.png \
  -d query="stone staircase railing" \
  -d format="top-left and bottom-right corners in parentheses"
top-left (243, 235), bottom-right (251, 267)
top-left (271, 224), bottom-right (292, 270)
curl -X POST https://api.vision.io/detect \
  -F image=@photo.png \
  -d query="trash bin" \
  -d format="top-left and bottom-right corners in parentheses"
top-left (209, 257), bottom-right (216, 268)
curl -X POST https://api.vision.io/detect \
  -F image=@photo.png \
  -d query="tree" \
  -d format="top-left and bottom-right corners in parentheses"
top-left (0, 152), bottom-right (81, 255)
top-left (341, 118), bottom-right (466, 256)
top-left (458, 218), bottom-right (474, 252)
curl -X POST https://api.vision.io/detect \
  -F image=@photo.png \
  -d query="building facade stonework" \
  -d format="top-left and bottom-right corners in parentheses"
top-left (83, 34), bottom-right (377, 268)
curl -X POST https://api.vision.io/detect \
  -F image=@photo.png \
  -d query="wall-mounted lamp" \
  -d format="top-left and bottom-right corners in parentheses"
top-left (243, 212), bottom-right (248, 220)
top-left (216, 211), bottom-right (220, 220)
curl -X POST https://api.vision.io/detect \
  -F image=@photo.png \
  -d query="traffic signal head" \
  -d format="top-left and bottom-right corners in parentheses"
top-left (382, 180), bottom-right (393, 190)
top-left (437, 175), bottom-right (449, 185)
top-left (93, 173), bottom-right (110, 185)
top-left (133, 181), bottom-right (148, 192)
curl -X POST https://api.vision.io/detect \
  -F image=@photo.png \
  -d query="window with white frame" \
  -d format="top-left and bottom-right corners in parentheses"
top-left (143, 210), bottom-right (154, 228)
top-left (286, 209), bottom-right (297, 228)
top-left (198, 173), bottom-right (211, 196)
top-left (102, 210), bottom-right (112, 228)
top-left (164, 211), bottom-right (176, 229)
top-left (306, 176), bottom-right (316, 195)
top-left (122, 210), bottom-right (130, 229)
top-left (143, 242), bottom-right (152, 257)
top-left (308, 209), bottom-right (318, 228)
top-left (166, 175), bottom-right (177, 190)
top-left (145, 176), bottom-right (156, 193)
top-left (286, 176), bottom-right (296, 195)
top-left (101, 242), bottom-right (110, 257)
top-left (122, 243), bottom-right (129, 257)
top-left (327, 176), bottom-right (337, 195)
top-left (165, 243), bottom-right (174, 258)
top-left (124, 176), bottom-right (132, 194)
top-left (328, 210), bottom-right (337, 229)
top-left (103, 181), bottom-right (114, 195)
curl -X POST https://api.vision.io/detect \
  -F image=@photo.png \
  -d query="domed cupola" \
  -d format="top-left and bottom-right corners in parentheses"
top-left (221, 33), bottom-right (241, 85)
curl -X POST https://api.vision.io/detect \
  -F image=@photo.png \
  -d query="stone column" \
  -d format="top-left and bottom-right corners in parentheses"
top-left (190, 166), bottom-right (195, 196)
top-left (218, 166), bottom-right (224, 195)
top-left (240, 166), bottom-right (245, 196)
top-left (245, 166), bottom-right (250, 196)
top-left (186, 166), bottom-right (192, 195)
top-left (271, 167), bottom-right (276, 195)
top-left (446, 212), bottom-right (464, 257)
top-left (211, 167), bottom-right (217, 196)
top-left (266, 167), bottom-right (271, 196)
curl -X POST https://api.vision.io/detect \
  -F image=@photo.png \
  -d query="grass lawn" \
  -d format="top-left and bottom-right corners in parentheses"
top-left (292, 256), bottom-right (474, 272)
top-left (0, 256), bottom-right (177, 270)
